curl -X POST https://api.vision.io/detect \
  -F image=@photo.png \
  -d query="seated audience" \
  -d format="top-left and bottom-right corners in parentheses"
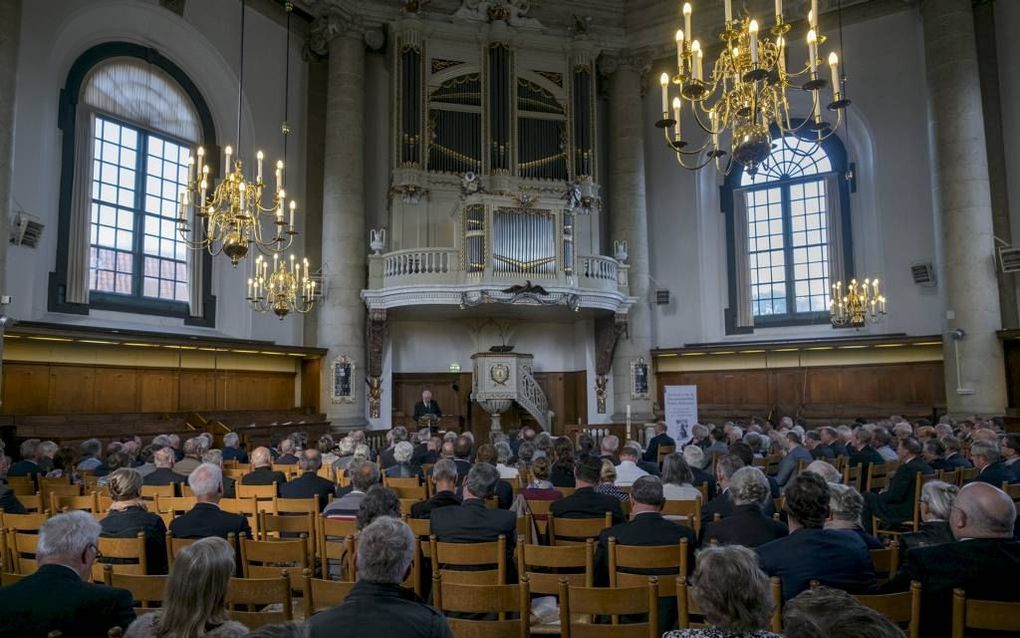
top-left (899, 479), bottom-right (958, 551)
top-left (201, 449), bottom-right (236, 498)
top-left (76, 438), bottom-right (104, 472)
top-left (863, 437), bottom-right (933, 528)
top-left (220, 432), bottom-right (248, 464)
top-left (379, 426), bottom-right (409, 469)
top-left (279, 449), bottom-right (336, 505)
top-left (684, 445), bottom-right (717, 497)
top-left (471, 444), bottom-right (512, 508)
top-left (410, 459), bottom-right (461, 519)
top-left (385, 441), bottom-right (421, 479)
top-left (702, 466), bottom-right (787, 548)
top-left (776, 432), bottom-right (813, 490)
top-left (308, 517), bottom-right (454, 638)
top-left (0, 510), bottom-right (135, 636)
top-left (142, 446), bottom-right (188, 488)
top-left (124, 537), bottom-right (247, 638)
top-left (452, 436), bottom-right (473, 479)
top-left (274, 437), bottom-right (300, 465)
top-left (517, 457), bottom-right (563, 517)
top-left (701, 455), bottom-right (745, 521)
top-left (804, 460), bottom-right (842, 484)
top-left (494, 441), bottom-right (518, 480)
top-left (332, 436), bottom-right (357, 473)
top-left (824, 483), bottom-right (883, 549)
top-left (883, 482), bottom-right (1020, 638)
top-left (9, 439), bottom-right (57, 478)
top-left (322, 459), bottom-right (379, 520)
top-left (664, 545), bottom-right (782, 638)
top-left (970, 440), bottom-right (1017, 486)
top-left (942, 435), bottom-right (973, 469)
top-left (873, 428), bottom-right (898, 462)
top-left (172, 437), bottom-right (208, 476)
top-left (0, 455), bottom-right (26, 514)
top-left (241, 447), bottom-right (288, 491)
top-left (705, 428), bottom-right (729, 458)
top-left (782, 586), bottom-right (906, 638)
top-left (317, 435), bottom-right (338, 468)
top-left (515, 441), bottom-right (536, 476)
top-left (614, 445), bottom-right (650, 487)
top-left (356, 485), bottom-right (401, 530)
top-left (1001, 433), bottom-right (1020, 477)
top-left (921, 438), bottom-right (952, 472)
top-left (632, 440), bottom-right (661, 477)
top-left (820, 427), bottom-right (847, 458)
top-left (848, 427), bottom-right (885, 477)
top-left (100, 468), bottom-right (168, 575)
top-left (595, 458), bottom-right (630, 502)
top-left (599, 434), bottom-right (621, 465)
top-left (168, 434), bottom-right (184, 462)
top-left (549, 437), bottom-right (576, 487)
top-left (549, 455), bottom-right (625, 525)
top-left (757, 473), bottom-right (876, 601)
top-left (661, 452), bottom-right (702, 502)
top-left (169, 463), bottom-right (251, 540)
top-left (642, 421), bottom-right (676, 464)
top-left (805, 431), bottom-right (835, 460)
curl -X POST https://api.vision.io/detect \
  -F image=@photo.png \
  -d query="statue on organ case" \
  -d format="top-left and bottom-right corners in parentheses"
top-left (413, 389), bottom-right (442, 423)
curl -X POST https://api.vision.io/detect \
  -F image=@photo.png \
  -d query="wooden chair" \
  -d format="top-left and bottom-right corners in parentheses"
top-left (875, 473), bottom-right (933, 538)
top-left (939, 469), bottom-right (961, 487)
top-left (517, 538), bottom-right (593, 632)
top-left (547, 512), bottom-right (613, 546)
top-left (140, 485), bottom-right (177, 501)
top-left (227, 574), bottom-right (293, 629)
top-left (271, 465), bottom-right (299, 479)
top-left (52, 492), bottom-right (99, 515)
top-left (302, 569), bottom-right (355, 618)
top-left (166, 532), bottom-right (238, 567)
top-left (42, 484), bottom-right (81, 510)
top-left (8, 530), bottom-right (39, 574)
top-left (0, 512), bottom-right (48, 533)
top-left (429, 534), bottom-right (507, 585)
top-left (958, 467), bottom-right (979, 483)
top-left (660, 500), bottom-right (701, 536)
top-left (153, 495), bottom-right (197, 517)
top-left (102, 565), bottom-right (167, 614)
top-left (855, 581), bottom-right (921, 638)
top-left (15, 493), bottom-right (45, 514)
top-left (235, 485), bottom-right (278, 513)
top-left (656, 445), bottom-right (676, 466)
top-left (273, 496), bottom-right (321, 516)
top-left (390, 485), bottom-right (428, 500)
top-left (866, 462), bottom-right (898, 493)
top-left (404, 517), bottom-right (431, 596)
top-left (5, 476), bottom-right (35, 494)
top-left (384, 476), bottom-right (422, 490)
top-left (869, 541), bottom-right (901, 585)
top-left (0, 571), bottom-right (23, 587)
top-left (951, 588), bottom-right (1020, 638)
top-left (399, 498), bottom-right (422, 516)
top-left (239, 537), bottom-right (309, 589)
top-left (91, 532), bottom-right (147, 582)
top-left (678, 575), bottom-right (783, 632)
top-left (524, 498), bottom-right (554, 536)
top-left (259, 512), bottom-right (315, 563)
top-left (219, 497), bottom-right (260, 539)
top-left (1002, 481), bottom-right (1020, 503)
top-left (433, 574), bottom-right (531, 638)
top-left (316, 517), bottom-right (358, 581)
top-left (608, 539), bottom-right (688, 607)
top-left (844, 464), bottom-right (862, 491)
top-left (559, 578), bottom-right (659, 638)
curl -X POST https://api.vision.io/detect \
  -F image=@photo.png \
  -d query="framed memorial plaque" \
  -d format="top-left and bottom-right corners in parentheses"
top-left (331, 355), bottom-right (356, 404)
top-left (630, 356), bottom-right (650, 400)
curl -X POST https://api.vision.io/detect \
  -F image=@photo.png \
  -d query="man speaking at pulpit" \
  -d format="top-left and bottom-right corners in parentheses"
top-left (413, 389), bottom-right (442, 424)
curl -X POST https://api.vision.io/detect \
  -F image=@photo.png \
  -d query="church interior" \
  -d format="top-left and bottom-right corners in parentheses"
top-left (0, 0), bottom-right (1018, 636)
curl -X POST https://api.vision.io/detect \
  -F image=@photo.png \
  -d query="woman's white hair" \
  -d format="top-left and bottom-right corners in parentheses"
top-left (921, 480), bottom-right (959, 521)
top-left (394, 441), bottom-right (414, 463)
top-left (356, 516), bottom-right (415, 583)
top-left (37, 510), bottom-right (101, 560)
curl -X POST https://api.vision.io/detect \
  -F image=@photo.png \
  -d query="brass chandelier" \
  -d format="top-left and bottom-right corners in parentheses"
top-left (830, 278), bottom-right (886, 328)
top-left (248, 254), bottom-right (318, 318)
top-left (656, 0), bottom-right (851, 176)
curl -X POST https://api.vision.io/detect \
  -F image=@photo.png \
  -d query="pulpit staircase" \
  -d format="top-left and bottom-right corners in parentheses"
top-left (471, 352), bottom-right (553, 432)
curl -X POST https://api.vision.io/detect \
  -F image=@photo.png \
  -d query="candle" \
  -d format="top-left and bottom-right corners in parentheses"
top-left (683, 2), bottom-right (692, 46)
top-left (777, 36), bottom-right (786, 75)
top-left (188, 155), bottom-right (195, 184)
top-left (813, 93), bottom-right (821, 121)
top-left (807, 30), bottom-right (818, 76)
top-left (277, 159), bottom-right (285, 191)
top-left (289, 200), bottom-right (296, 229)
top-left (256, 150), bottom-right (264, 183)
top-left (749, 20), bottom-right (759, 66)
top-left (775, 0), bottom-right (782, 23)
top-left (724, 0), bottom-right (732, 23)
top-left (675, 29), bottom-right (684, 75)
top-left (626, 404), bottom-right (631, 419)
top-left (247, 278), bottom-right (253, 298)
top-left (196, 146), bottom-right (205, 178)
top-left (710, 110), bottom-right (719, 148)
top-left (277, 189), bottom-right (286, 221)
top-left (692, 40), bottom-right (703, 81)
top-left (224, 145), bottom-right (232, 173)
top-left (828, 51), bottom-right (840, 94)
top-left (660, 72), bottom-right (670, 116)
top-left (811, 0), bottom-right (818, 28)
top-left (199, 178), bottom-right (207, 207)
top-left (672, 97), bottom-right (682, 140)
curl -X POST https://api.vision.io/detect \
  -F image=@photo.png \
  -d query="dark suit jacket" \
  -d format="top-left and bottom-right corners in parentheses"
top-left (929, 457), bottom-right (954, 473)
top-left (899, 521), bottom-right (954, 552)
top-left (241, 466), bottom-right (288, 490)
top-left (691, 467), bottom-right (717, 499)
top-left (168, 502), bottom-right (251, 540)
top-left (973, 461), bottom-right (1016, 487)
top-left (757, 527), bottom-right (876, 602)
top-left (386, 463), bottom-right (423, 479)
top-left (430, 499), bottom-right (517, 582)
top-left (642, 433), bottom-right (676, 463)
top-left (884, 538), bottom-right (1020, 638)
top-left (142, 467), bottom-right (188, 487)
top-left (7, 459), bottom-right (42, 478)
top-left (550, 464), bottom-right (576, 488)
top-left (871, 457), bottom-right (933, 523)
top-left (453, 458), bottom-right (473, 482)
top-left (100, 506), bottom-right (168, 575)
top-left (944, 452), bottom-right (973, 469)
top-left (637, 460), bottom-right (661, 477)
top-left (221, 446), bottom-right (249, 463)
top-left (0, 564), bottom-right (135, 638)
top-left (279, 472), bottom-right (336, 505)
top-left (810, 444), bottom-right (836, 460)
top-left (831, 442), bottom-right (850, 458)
top-left (0, 484), bottom-right (26, 514)
top-left (702, 490), bottom-right (775, 521)
top-left (849, 445), bottom-right (885, 478)
top-left (410, 490), bottom-right (462, 519)
top-left (701, 503), bottom-right (788, 548)
top-left (275, 454), bottom-right (299, 465)
top-left (549, 486), bottom-right (625, 525)
top-left (308, 580), bottom-right (454, 638)
top-left (413, 400), bottom-right (443, 421)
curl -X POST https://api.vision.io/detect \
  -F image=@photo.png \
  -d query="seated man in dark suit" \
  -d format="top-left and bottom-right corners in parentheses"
top-left (922, 438), bottom-right (953, 472)
top-left (0, 456), bottom-right (26, 514)
top-left (200, 450), bottom-right (236, 498)
top-left (848, 427), bottom-right (886, 479)
top-left (169, 463), bottom-right (252, 541)
top-left (385, 441), bottom-right (423, 479)
top-left (757, 472), bottom-right (876, 602)
top-left (805, 431), bottom-right (836, 460)
top-left (883, 482), bottom-right (1020, 638)
top-left (0, 510), bottom-right (135, 636)
top-left (142, 446), bottom-right (188, 489)
top-left (775, 432), bottom-right (813, 491)
top-left (702, 466), bottom-right (787, 548)
top-left (1003, 433), bottom-right (1020, 479)
top-left (279, 449), bottom-right (336, 506)
top-left (452, 436), bottom-right (474, 480)
top-left (240, 446), bottom-right (288, 493)
top-left (274, 437), bottom-right (300, 465)
top-left (702, 454), bottom-right (772, 521)
top-left (411, 459), bottom-right (462, 519)
top-left (430, 462), bottom-right (517, 582)
top-left (642, 422), bottom-right (675, 464)
top-left (942, 435), bottom-right (974, 469)
top-left (379, 426), bottom-right (410, 470)
top-left (220, 432), bottom-right (248, 463)
top-left (970, 440), bottom-right (1016, 486)
top-left (820, 427), bottom-right (848, 458)
top-left (549, 455), bottom-right (625, 526)
top-left (863, 437), bottom-right (934, 528)
top-left (595, 476), bottom-right (695, 634)
top-left (7, 439), bottom-right (44, 479)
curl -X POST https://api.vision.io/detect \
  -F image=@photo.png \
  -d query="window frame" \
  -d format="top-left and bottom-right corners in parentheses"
top-left (49, 42), bottom-right (218, 326)
top-left (722, 129), bottom-right (854, 334)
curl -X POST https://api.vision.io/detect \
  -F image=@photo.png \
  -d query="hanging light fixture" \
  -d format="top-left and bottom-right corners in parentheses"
top-left (655, 0), bottom-right (851, 176)
top-left (246, 1), bottom-right (321, 319)
top-left (830, 278), bottom-right (887, 328)
top-left (178, 0), bottom-right (297, 266)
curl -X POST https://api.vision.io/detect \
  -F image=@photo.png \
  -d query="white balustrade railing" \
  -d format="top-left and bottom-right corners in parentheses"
top-left (516, 364), bottom-right (550, 431)
top-left (579, 255), bottom-right (619, 282)
top-left (383, 248), bottom-right (458, 278)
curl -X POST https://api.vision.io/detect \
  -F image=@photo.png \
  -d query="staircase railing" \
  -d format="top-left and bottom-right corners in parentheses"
top-left (516, 364), bottom-right (552, 431)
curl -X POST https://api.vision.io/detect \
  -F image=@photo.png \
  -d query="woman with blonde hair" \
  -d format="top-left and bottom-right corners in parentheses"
top-left (125, 536), bottom-right (248, 638)
top-left (99, 468), bottom-right (168, 574)
top-left (594, 458), bottom-right (629, 502)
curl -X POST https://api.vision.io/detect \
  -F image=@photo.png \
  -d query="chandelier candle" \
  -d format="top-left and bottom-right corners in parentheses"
top-left (683, 3), bottom-right (692, 46)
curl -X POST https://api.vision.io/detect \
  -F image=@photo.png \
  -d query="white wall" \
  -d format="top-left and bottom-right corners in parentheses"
top-left (644, 8), bottom-right (943, 349)
top-left (7, 0), bottom-right (309, 346)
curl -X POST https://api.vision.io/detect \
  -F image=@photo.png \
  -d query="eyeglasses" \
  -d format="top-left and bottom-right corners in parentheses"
top-left (87, 543), bottom-right (103, 560)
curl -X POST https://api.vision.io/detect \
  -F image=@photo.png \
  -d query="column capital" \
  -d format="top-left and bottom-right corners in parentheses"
top-left (307, 10), bottom-right (385, 57)
top-left (598, 50), bottom-right (652, 78)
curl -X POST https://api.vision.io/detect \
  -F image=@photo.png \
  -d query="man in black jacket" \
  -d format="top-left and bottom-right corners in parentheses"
top-left (220, 432), bottom-right (248, 463)
top-left (169, 463), bottom-right (251, 541)
top-left (0, 456), bottom-right (26, 514)
top-left (411, 459), bottom-right (461, 519)
top-left (805, 431), bottom-right (835, 460)
top-left (943, 435), bottom-right (974, 469)
top-left (821, 427), bottom-right (848, 458)
top-left (702, 454), bottom-right (778, 521)
top-left (702, 466), bottom-right (787, 547)
top-left (141, 446), bottom-right (188, 489)
top-left (309, 516), bottom-right (453, 638)
top-left (682, 446), bottom-right (717, 498)
top-left (642, 422), bottom-right (675, 464)
top-left (240, 446), bottom-right (288, 493)
top-left (848, 427), bottom-right (887, 481)
top-left (279, 449), bottom-right (336, 505)
top-left (863, 438), bottom-right (934, 528)
top-left (922, 438), bottom-right (953, 472)
top-left (549, 455), bottom-right (625, 525)
top-left (0, 510), bottom-right (135, 637)
top-left (379, 426), bottom-right (410, 469)
top-left (883, 482), bottom-right (1020, 638)
top-left (7, 439), bottom-right (46, 478)
top-left (412, 390), bottom-right (443, 425)
top-left (970, 440), bottom-right (1017, 486)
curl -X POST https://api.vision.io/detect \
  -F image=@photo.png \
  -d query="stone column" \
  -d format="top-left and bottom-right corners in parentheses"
top-left (0, 0), bottom-right (20, 298)
top-left (922, 0), bottom-right (1007, 415)
top-left (605, 55), bottom-right (654, 422)
top-left (317, 21), bottom-right (367, 429)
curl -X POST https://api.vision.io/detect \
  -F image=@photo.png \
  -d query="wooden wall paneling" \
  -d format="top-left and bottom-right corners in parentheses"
top-left (48, 366), bottom-right (96, 414)
top-left (301, 359), bottom-right (321, 412)
top-left (2, 364), bottom-right (51, 415)
top-left (179, 370), bottom-right (217, 412)
top-left (138, 369), bottom-right (180, 413)
top-left (94, 368), bottom-right (140, 413)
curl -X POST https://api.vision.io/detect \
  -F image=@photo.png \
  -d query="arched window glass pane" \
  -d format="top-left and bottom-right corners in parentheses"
top-left (740, 136), bottom-right (832, 187)
top-left (82, 58), bottom-right (201, 143)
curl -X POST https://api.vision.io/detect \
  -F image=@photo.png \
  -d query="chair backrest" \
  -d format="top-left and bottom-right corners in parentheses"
top-left (0, 571), bottom-right (23, 587)
top-left (660, 500), bottom-right (701, 536)
top-left (430, 534), bottom-right (507, 585)
top-left (855, 581), bottom-right (921, 638)
top-left (9, 530), bottom-right (40, 574)
top-left (302, 569), bottom-right (355, 618)
top-left (273, 496), bottom-right (320, 515)
top-left (258, 512), bottom-right (314, 563)
top-left (939, 468), bottom-right (961, 486)
top-left (219, 497), bottom-right (260, 538)
top-left (140, 485), bottom-right (176, 500)
top-left (103, 566), bottom-right (167, 613)
top-left (1001, 482), bottom-right (1020, 503)
top-left (239, 537), bottom-right (308, 585)
top-left (958, 467), bottom-right (979, 483)
top-left (384, 476), bottom-right (421, 490)
top-left (42, 484), bottom-right (81, 505)
top-left (524, 498), bottom-right (554, 536)
top-left (870, 541), bottom-right (900, 584)
top-left (154, 495), bottom-right (197, 516)
top-left (316, 517), bottom-right (358, 581)
top-left (389, 485), bottom-right (427, 500)
top-left (866, 462), bottom-right (899, 492)
top-left (433, 574), bottom-right (531, 638)
top-left (608, 538), bottom-right (689, 596)
top-left (92, 532), bottom-right (147, 582)
top-left (548, 512), bottom-right (613, 546)
top-left (559, 578), bottom-right (659, 638)
top-left (677, 575), bottom-right (783, 633)
top-left (398, 498), bottom-right (422, 516)
top-left (166, 532), bottom-right (237, 567)
top-left (236, 484), bottom-right (278, 511)
top-left (516, 538), bottom-right (594, 595)
top-left (952, 588), bottom-right (1020, 638)
top-left (227, 574), bottom-right (293, 629)
top-left (5, 476), bottom-right (35, 493)
top-left (271, 465), bottom-right (298, 479)
top-left (52, 492), bottom-right (99, 515)
top-left (0, 512), bottom-right (48, 533)
top-left (656, 445), bottom-right (676, 465)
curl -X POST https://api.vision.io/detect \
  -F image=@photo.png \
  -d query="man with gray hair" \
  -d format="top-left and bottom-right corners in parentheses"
top-left (221, 431), bottom-right (248, 463)
top-left (971, 440), bottom-right (1016, 486)
top-left (280, 449), bottom-right (336, 504)
top-left (173, 436), bottom-right (207, 476)
top-left (142, 446), bottom-right (188, 488)
top-left (77, 438), bottom-right (104, 472)
top-left (825, 483), bottom-right (883, 549)
top-left (241, 446), bottom-right (288, 493)
top-left (805, 459), bottom-right (842, 484)
top-left (431, 462), bottom-right (517, 581)
top-left (899, 480), bottom-right (959, 551)
top-left (410, 459), bottom-right (461, 519)
top-left (702, 454), bottom-right (746, 521)
top-left (385, 441), bottom-right (421, 479)
top-left (599, 434), bottom-right (620, 465)
top-left (702, 466), bottom-right (788, 547)
top-left (0, 510), bottom-right (136, 634)
top-left (169, 463), bottom-right (251, 540)
top-left (308, 517), bottom-right (454, 638)
top-left (776, 431), bottom-right (813, 490)
top-left (201, 449), bottom-right (236, 498)
top-left (323, 459), bottom-right (380, 520)
top-left (275, 437), bottom-right (299, 465)
top-left (380, 426), bottom-right (409, 469)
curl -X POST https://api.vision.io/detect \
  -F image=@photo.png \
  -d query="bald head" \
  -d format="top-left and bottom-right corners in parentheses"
top-left (250, 446), bottom-right (272, 468)
top-left (950, 482), bottom-right (1016, 540)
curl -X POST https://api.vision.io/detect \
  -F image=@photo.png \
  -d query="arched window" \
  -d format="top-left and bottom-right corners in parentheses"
top-left (49, 43), bottom-right (217, 326)
top-left (723, 133), bottom-right (853, 332)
